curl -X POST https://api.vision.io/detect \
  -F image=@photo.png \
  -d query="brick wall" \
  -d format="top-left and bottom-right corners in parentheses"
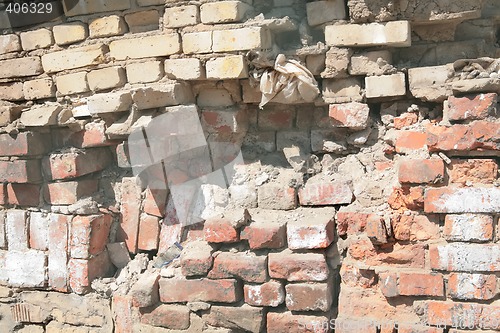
top-left (0, 0), bottom-right (499, 332)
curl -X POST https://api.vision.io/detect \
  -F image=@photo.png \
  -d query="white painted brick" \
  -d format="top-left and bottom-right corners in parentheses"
top-left (200, 1), bottom-right (252, 24)
top-left (0, 34), bottom-right (21, 54)
top-left (182, 31), bottom-right (213, 54)
top-left (53, 22), bottom-right (88, 45)
top-left (29, 212), bottom-right (49, 251)
top-left (206, 55), bottom-right (248, 79)
top-left (444, 214), bottom-right (493, 242)
top-left (56, 72), bottom-right (89, 95)
top-left (212, 27), bottom-right (272, 52)
top-left (425, 187), bottom-right (500, 214)
top-left (41, 44), bottom-right (106, 73)
top-left (109, 34), bottom-right (180, 60)
top-left (431, 243), bottom-right (500, 271)
top-left (6, 250), bottom-right (46, 287)
top-left (0, 211), bottom-right (5, 249)
top-left (325, 21), bottom-right (411, 47)
top-left (306, 0), bottom-right (346, 26)
top-left (164, 5), bottom-right (199, 28)
top-left (63, 0), bottom-right (131, 17)
top-left (349, 50), bottom-right (393, 76)
top-left (88, 91), bottom-right (133, 114)
top-left (126, 61), bottom-right (164, 84)
top-left (87, 66), bottom-right (127, 91)
top-left (6, 209), bottom-right (28, 251)
top-left (23, 78), bottom-right (56, 100)
top-left (365, 73), bottom-right (406, 98)
top-left (89, 15), bottom-right (128, 38)
top-left (164, 58), bottom-right (205, 80)
top-left (20, 28), bottom-right (53, 51)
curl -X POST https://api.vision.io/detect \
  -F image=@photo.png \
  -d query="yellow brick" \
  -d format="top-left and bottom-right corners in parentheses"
top-left (0, 57), bottom-right (43, 79)
top-left (23, 78), bottom-right (56, 100)
top-left (55, 72), bottom-right (89, 95)
top-left (164, 5), bottom-right (199, 28)
top-left (41, 44), bottom-right (106, 73)
top-left (87, 67), bottom-right (127, 91)
top-left (89, 15), bottom-right (128, 38)
top-left (126, 61), bottom-right (164, 84)
top-left (164, 58), bottom-right (205, 80)
top-left (365, 73), bottom-right (407, 98)
top-left (325, 21), bottom-right (411, 47)
top-left (212, 27), bottom-right (272, 52)
top-left (109, 34), bottom-right (180, 60)
top-left (200, 1), bottom-right (252, 24)
top-left (0, 82), bottom-right (24, 101)
top-left (20, 28), bottom-right (53, 51)
top-left (124, 10), bottom-right (159, 33)
top-left (182, 31), bottom-right (213, 54)
top-left (53, 23), bottom-right (88, 45)
top-left (0, 34), bottom-right (21, 54)
top-left (206, 55), bottom-right (248, 79)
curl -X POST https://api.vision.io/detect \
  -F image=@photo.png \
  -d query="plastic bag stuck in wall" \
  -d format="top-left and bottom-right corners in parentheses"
top-left (250, 52), bottom-right (320, 108)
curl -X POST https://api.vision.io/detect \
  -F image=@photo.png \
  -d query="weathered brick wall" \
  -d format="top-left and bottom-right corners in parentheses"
top-left (0, 0), bottom-right (499, 332)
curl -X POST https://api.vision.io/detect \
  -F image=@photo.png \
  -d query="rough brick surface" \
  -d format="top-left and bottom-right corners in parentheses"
top-left (244, 281), bottom-right (285, 307)
top-left (444, 214), bottom-right (493, 242)
top-left (298, 181), bottom-right (353, 205)
top-left (41, 44), bottom-right (106, 73)
top-left (286, 208), bottom-right (335, 250)
top-left (0, 57), bottom-right (43, 79)
top-left (110, 34), bottom-right (180, 60)
top-left (425, 187), bottom-right (500, 213)
top-left (445, 93), bottom-right (497, 121)
top-left (209, 252), bottom-right (268, 282)
top-left (328, 102), bottom-right (370, 129)
top-left (285, 283), bottom-right (332, 311)
top-left (159, 278), bottom-right (241, 303)
top-left (430, 243), bottom-right (500, 271)
top-left (325, 21), bottom-right (411, 47)
top-left (398, 159), bottom-right (445, 184)
top-left (268, 252), bottom-right (329, 281)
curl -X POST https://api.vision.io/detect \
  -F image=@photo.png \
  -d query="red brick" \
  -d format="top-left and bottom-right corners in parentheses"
top-left (158, 222), bottom-right (182, 253)
top-left (425, 187), bottom-right (500, 213)
top-left (349, 237), bottom-right (425, 268)
top-left (137, 214), bottom-right (160, 251)
top-left (112, 295), bottom-right (134, 333)
top-left (28, 212), bottom-right (48, 250)
top-left (286, 208), bottom-right (335, 249)
top-left (140, 304), bottom-right (190, 330)
top-left (130, 270), bottom-right (160, 308)
top-left (241, 221), bottom-right (286, 249)
top-left (388, 186), bottom-right (424, 211)
top-left (444, 214), bottom-right (493, 242)
top-left (70, 214), bottom-right (112, 259)
top-left (268, 251), bottom-right (328, 281)
top-left (244, 280), bottom-right (285, 307)
top-left (0, 132), bottom-right (49, 156)
top-left (42, 148), bottom-right (111, 181)
top-left (328, 102), bottom-right (370, 129)
top-left (398, 325), bottom-right (444, 333)
top-left (203, 304), bottom-right (265, 333)
top-left (257, 184), bottom-right (297, 210)
top-left (426, 121), bottom-right (500, 152)
top-left (267, 312), bottom-right (330, 333)
top-left (430, 243), bottom-right (500, 271)
top-left (336, 211), bottom-right (372, 236)
top-left (379, 271), bottom-right (398, 297)
top-left (398, 272), bottom-right (444, 296)
top-left (0, 183), bottom-right (6, 205)
top-left (67, 121), bottom-right (118, 148)
top-left (259, 109), bottom-right (295, 130)
top-left (448, 273), bottom-right (497, 300)
top-left (0, 159), bottom-right (42, 183)
top-left (203, 217), bottom-right (239, 243)
top-left (298, 181), bottom-right (353, 206)
top-left (180, 240), bottom-right (214, 277)
top-left (201, 109), bottom-right (248, 134)
top-left (425, 301), bottom-right (500, 329)
top-left (395, 131), bottom-right (427, 153)
top-left (7, 183), bottom-right (40, 206)
top-left (208, 252), bottom-right (268, 283)
top-left (393, 112), bottom-right (418, 129)
top-left (68, 250), bottom-right (114, 294)
top-left (48, 213), bottom-right (70, 292)
top-left (391, 213), bottom-right (440, 241)
top-left (448, 159), bottom-right (498, 184)
top-left (159, 278), bottom-right (241, 303)
top-left (285, 282), bottom-right (332, 311)
top-left (143, 188), bottom-right (167, 217)
top-left (446, 93), bottom-right (497, 122)
top-left (398, 159), bottom-right (444, 184)
top-left (43, 179), bottom-right (98, 205)
top-left (117, 177), bottom-right (142, 253)
top-left (340, 264), bottom-right (377, 289)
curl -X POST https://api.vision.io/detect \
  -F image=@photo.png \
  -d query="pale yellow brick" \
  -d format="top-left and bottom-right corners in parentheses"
top-left (365, 73), bottom-right (406, 98)
top-left (349, 50), bottom-right (393, 76)
top-left (23, 78), bottom-right (56, 100)
top-left (63, 0), bottom-right (131, 17)
top-left (55, 72), bottom-right (89, 95)
top-left (164, 5), bottom-right (199, 28)
top-left (53, 22), bottom-right (88, 45)
top-left (87, 67), bottom-right (127, 91)
top-left (20, 28), bottom-right (54, 51)
top-left (182, 31), bottom-right (213, 54)
top-left (0, 57), bottom-right (43, 79)
top-left (164, 58), bottom-right (205, 80)
top-left (206, 55), bottom-right (248, 79)
top-left (322, 77), bottom-right (363, 103)
top-left (325, 21), bottom-right (411, 47)
top-left (306, 0), bottom-right (346, 26)
top-left (0, 82), bottom-right (24, 101)
top-left (41, 44), bottom-right (106, 73)
top-left (124, 10), bottom-right (159, 33)
top-left (0, 34), bottom-right (21, 54)
top-left (89, 15), bottom-right (128, 38)
top-left (212, 27), bottom-right (272, 52)
top-left (110, 34), bottom-right (180, 60)
top-left (88, 91), bottom-right (133, 114)
top-left (408, 65), bottom-right (452, 102)
top-left (131, 83), bottom-right (194, 109)
top-left (126, 61), bottom-right (163, 84)
top-left (137, 0), bottom-right (164, 6)
top-left (200, 1), bottom-right (252, 24)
